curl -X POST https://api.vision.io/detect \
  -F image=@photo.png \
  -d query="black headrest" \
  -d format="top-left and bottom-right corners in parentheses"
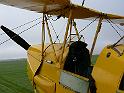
top-left (70, 41), bottom-right (87, 49)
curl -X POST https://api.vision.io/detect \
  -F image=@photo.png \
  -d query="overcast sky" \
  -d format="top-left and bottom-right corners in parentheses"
top-left (0, 0), bottom-right (124, 60)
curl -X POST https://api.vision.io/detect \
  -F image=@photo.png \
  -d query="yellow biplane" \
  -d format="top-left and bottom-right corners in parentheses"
top-left (0, 0), bottom-right (124, 93)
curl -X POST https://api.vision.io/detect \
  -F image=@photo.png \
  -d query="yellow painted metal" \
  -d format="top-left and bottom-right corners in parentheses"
top-left (27, 43), bottom-right (68, 80)
top-left (44, 15), bottom-right (58, 62)
top-left (41, 14), bottom-right (45, 60)
top-left (59, 9), bottom-right (72, 66)
top-left (34, 63), bottom-right (89, 93)
top-left (117, 90), bottom-right (124, 93)
top-left (31, 14), bottom-right (46, 80)
top-left (27, 43), bottom-right (92, 93)
top-left (90, 17), bottom-right (103, 58)
top-left (2, 1), bottom-right (124, 93)
top-left (35, 85), bottom-right (45, 93)
top-left (92, 44), bottom-right (124, 93)
top-left (27, 46), bottom-right (42, 80)
top-left (27, 42), bottom-right (91, 93)
top-left (73, 20), bottom-right (80, 40)
top-left (69, 20), bottom-right (72, 44)
top-left (34, 75), bottom-right (55, 93)
top-left (38, 62), bottom-right (61, 83)
top-left (56, 83), bottom-right (75, 93)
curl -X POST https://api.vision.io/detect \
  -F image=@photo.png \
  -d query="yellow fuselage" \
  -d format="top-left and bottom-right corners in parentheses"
top-left (27, 43), bottom-right (124, 93)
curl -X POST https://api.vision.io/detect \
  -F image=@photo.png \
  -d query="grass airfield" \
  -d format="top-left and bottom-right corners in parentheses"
top-left (0, 59), bottom-right (34, 93)
top-left (0, 55), bottom-right (98, 93)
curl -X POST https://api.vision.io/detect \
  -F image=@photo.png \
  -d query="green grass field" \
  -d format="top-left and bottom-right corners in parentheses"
top-left (0, 55), bottom-right (98, 93)
top-left (0, 59), bottom-right (34, 93)
top-left (91, 55), bottom-right (99, 65)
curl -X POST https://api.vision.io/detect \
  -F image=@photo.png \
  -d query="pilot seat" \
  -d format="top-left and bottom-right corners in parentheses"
top-left (63, 41), bottom-right (96, 93)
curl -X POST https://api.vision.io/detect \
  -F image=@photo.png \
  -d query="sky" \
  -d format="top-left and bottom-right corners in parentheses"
top-left (0, 0), bottom-right (124, 60)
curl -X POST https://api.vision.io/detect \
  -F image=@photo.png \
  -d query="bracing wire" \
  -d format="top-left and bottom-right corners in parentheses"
top-left (106, 19), bottom-right (122, 38)
top-left (0, 15), bottom-right (61, 63)
top-left (46, 15), bottom-right (61, 43)
top-left (0, 18), bottom-right (60, 61)
top-left (0, 21), bottom-right (41, 46)
top-left (43, 31), bottom-right (62, 54)
top-left (0, 15), bottom-right (62, 63)
top-left (70, 17), bottom-right (98, 41)
top-left (0, 22), bottom-right (45, 64)
top-left (28, 35), bottom-right (61, 64)
top-left (0, 17), bottom-right (42, 36)
top-left (28, 35), bottom-right (62, 64)
top-left (107, 18), bottom-right (124, 33)
top-left (42, 14), bottom-right (65, 54)
top-left (113, 35), bottom-right (124, 47)
top-left (79, 17), bottom-right (99, 34)
top-left (0, 16), bottom-right (42, 63)
top-left (12, 17), bottom-right (42, 31)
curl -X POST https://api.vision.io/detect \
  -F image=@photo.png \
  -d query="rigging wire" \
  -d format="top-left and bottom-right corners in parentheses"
top-left (42, 15), bottom-right (64, 54)
top-left (0, 15), bottom-right (62, 63)
top-left (0, 15), bottom-right (61, 62)
top-left (106, 19), bottom-right (122, 38)
top-left (12, 17), bottom-right (42, 31)
top-left (43, 28), bottom-right (63, 54)
top-left (28, 33), bottom-right (63, 64)
top-left (49, 15), bottom-right (62, 21)
top-left (79, 17), bottom-right (98, 34)
top-left (107, 18), bottom-right (124, 33)
top-left (0, 21), bottom-right (41, 46)
top-left (113, 35), bottom-right (124, 47)
top-left (46, 15), bottom-right (61, 43)
top-left (0, 19), bottom-right (60, 62)
top-left (0, 23), bottom-right (45, 64)
top-left (0, 12), bottom-right (101, 63)
top-left (27, 30), bottom-right (62, 63)
top-left (0, 16), bottom-right (42, 63)
top-left (70, 17), bottom-right (98, 41)
top-left (0, 17), bottom-right (42, 36)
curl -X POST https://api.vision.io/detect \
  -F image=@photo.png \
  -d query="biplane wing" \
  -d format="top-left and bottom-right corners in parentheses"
top-left (0, 0), bottom-right (124, 24)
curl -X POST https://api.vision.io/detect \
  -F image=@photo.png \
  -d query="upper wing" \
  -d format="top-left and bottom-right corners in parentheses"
top-left (0, 0), bottom-right (70, 13)
top-left (0, 0), bottom-right (124, 24)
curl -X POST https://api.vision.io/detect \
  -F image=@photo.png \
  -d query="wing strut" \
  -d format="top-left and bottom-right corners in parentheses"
top-left (90, 17), bottom-right (103, 58)
top-left (58, 9), bottom-right (73, 68)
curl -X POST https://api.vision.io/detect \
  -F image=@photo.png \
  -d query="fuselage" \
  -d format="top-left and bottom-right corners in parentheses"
top-left (27, 43), bottom-right (124, 93)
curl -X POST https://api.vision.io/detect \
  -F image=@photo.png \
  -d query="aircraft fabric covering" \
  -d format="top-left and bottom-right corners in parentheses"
top-left (0, 0), bottom-right (124, 24)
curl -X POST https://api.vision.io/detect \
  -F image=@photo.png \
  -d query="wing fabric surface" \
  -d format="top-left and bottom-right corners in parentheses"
top-left (0, 0), bottom-right (124, 24)
top-left (0, 0), bottom-right (70, 13)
